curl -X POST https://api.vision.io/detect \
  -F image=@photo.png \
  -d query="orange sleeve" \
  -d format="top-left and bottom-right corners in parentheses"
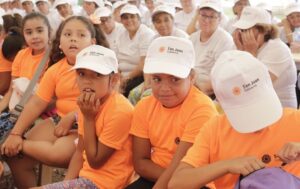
top-left (99, 108), bottom-right (133, 150)
top-left (130, 100), bottom-right (150, 139)
top-left (181, 102), bottom-right (217, 143)
top-left (11, 49), bottom-right (24, 77)
top-left (182, 117), bottom-right (217, 168)
top-left (0, 51), bottom-right (12, 72)
top-left (35, 64), bottom-right (57, 103)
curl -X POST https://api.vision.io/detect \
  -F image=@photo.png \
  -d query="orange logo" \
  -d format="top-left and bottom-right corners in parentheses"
top-left (232, 87), bottom-right (241, 96)
top-left (159, 46), bottom-right (166, 53)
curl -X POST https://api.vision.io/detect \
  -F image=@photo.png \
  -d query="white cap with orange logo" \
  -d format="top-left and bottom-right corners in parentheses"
top-left (211, 50), bottom-right (282, 133)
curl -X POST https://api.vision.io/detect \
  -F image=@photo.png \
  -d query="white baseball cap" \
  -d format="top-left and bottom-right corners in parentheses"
top-left (198, 0), bottom-right (222, 13)
top-left (72, 45), bottom-right (118, 74)
top-left (144, 36), bottom-right (195, 78)
top-left (285, 2), bottom-right (300, 16)
top-left (112, 0), bottom-right (127, 12)
top-left (256, 2), bottom-right (272, 12)
top-left (21, 0), bottom-right (34, 4)
top-left (233, 6), bottom-right (271, 29)
top-left (211, 50), bottom-right (282, 133)
top-left (152, 4), bottom-right (175, 18)
top-left (104, 0), bottom-right (112, 7)
top-left (35, 0), bottom-right (48, 4)
top-left (94, 6), bottom-right (112, 18)
top-left (54, 0), bottom-right (71, 7)
top-left (120, 4), bottom-right (141, 16)
top-left (83, 0), bottom-right (104, 8)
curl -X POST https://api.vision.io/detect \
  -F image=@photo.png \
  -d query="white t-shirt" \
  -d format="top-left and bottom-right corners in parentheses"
top-left (104, 22), bottom-right (125, 53)
top-left (190, 27), bottom-right (234, 93)
top-left (257, 38), bottom-right (297, 108)
top-left (116, 24), bottom-right (155, 77)
top-left (153, 27), bottom-right (189, 39)
top-left (174, 9), bottom-right (196, 32)
top-left (45, 9), bottom-right (61, 34)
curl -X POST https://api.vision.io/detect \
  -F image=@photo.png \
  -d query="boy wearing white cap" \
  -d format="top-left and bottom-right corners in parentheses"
top-left (91, 6), bottom-right (124, 52)
top-left (126, 36), bottom-right (217, 189)
top-left (21, 0), bottom-right (35, 14)
top-left (233, 6), bottom-right (297, 108)
top-left (169, 50), bottom-right (300, 189)
top-left (36, 0), bottom-right (61, 33)
top-left (36, 45), bottom-right (134, 189)
top-left (190, 0), bottom-right (234, 96)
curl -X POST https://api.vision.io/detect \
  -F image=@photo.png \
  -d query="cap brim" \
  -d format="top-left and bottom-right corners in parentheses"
top-left (224, 87), bottom-right (282, 133)
top-left (199, 4), bottom-right (221, 13)
top-left (233, 20), bottom-right (255, 29)
top-left (72, 62), bottom-right (114, 75)
top-left (144, 58), bottom-right (191, 78)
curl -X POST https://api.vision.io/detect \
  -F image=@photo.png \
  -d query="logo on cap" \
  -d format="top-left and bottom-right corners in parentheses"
top-left (159, 46), bottom-right (166, 53)
top-left (232, 86), bottom-right (241, 96)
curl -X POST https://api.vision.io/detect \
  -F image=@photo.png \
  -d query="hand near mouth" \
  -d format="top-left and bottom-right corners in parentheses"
top-left (77, 89), bottom-right (100, 120)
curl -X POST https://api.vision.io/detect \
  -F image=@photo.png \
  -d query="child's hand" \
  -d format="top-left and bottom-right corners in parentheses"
top-left (53, 112), bottom-right (76, 137)
top-left (233, 30), bottom-right (244, 51)
top-left (225, 156), bottom-right (265, 176)
top-left (277, 142), bottom-right (300, 164)
top-left (77, 91), bottom-right (100, 120)
top-left (240, 29), bottom-right (264, 57)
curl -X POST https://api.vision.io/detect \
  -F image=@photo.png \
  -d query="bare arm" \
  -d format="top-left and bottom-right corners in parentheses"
top-left (168, 156), bottom-right (265, 189)
top-left (0, 72), bottom-right (11, 96)
top-left (186, 13), bottom-right (199, 35)
top-left (153, 141), bottom-right (193, 189)
top-left (65, 135), bottom-right (84, 180)
top-left (132, 136), bottom-right (164, 181)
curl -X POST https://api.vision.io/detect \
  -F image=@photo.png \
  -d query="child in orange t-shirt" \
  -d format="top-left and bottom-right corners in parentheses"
top-left (169, 50), bottom-right (300, 189)
top-left (1, 16), bottom-right (109, 188)
top-left (0, 27), bottom-right (25, 95)
top-left (37, 45), bottom-right (134, 189)
top-left (126, 36), bottom-right (218, 189)
top-left (0, 12), bottom-right (51, 112)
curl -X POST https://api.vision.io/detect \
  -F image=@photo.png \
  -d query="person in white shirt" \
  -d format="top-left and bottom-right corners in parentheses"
top-left (190, 0), bottom-right (234, 96)
top-left (152, 4), bottom-right (188, 39)
top-left (82, 0), bottom-right (104, 16)
top-left (225, 0), bottom-right (250, 34)
top-left (53, 0), bottom-right (74, 20)
top-left (143, 0), bottom-right (156, 28)
top-left (128, 0), bottom-right (148, 24)
top-left (233, 7), bottom-right (297, 108)
top-left (116, 4), bottom-right (154, 95)
top-left (35, 0), bottom-right (61, 35)
top-left (92, 6), bottom-right (124, 52)
top-left (0, 0), bottom-right (10, 12)
top-left (174, 0), bottom-right (196, 31)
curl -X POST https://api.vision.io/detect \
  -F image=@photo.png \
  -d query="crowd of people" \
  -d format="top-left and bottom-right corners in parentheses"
top-left (0, 0), bottom-right (299, 188)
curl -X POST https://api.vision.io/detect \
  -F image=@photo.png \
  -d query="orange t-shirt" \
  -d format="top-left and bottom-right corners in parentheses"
top-left (0, 50), bottom-right (12, 72)
top-left (36, 58), bottom-right (79, 116)
top-left (182, 108), bottom-right (300, 189)
top-left (78, 92), bottom-right (134, 189)
top-left (11, 47), bottom-right (46, 79)
top-left (130, 86), bottom-right (218, 168)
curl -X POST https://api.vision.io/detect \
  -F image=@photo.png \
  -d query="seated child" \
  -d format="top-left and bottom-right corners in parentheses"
top-left (126, 36), bottom-right (218, 189)
top-left (169, 50), bottom-right (300, 189)
top-left (33, 45), bottom-right (134, 189)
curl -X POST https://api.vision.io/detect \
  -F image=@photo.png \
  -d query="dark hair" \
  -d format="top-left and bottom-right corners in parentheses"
top-left (49, 16), bottom-right (109, 66)
top-left (22, 12), bottom-right (51, 38)
top-left (2, 13), bottom-right (22, 34)
top-left (152, 12), bottom-right (173, 23)
top-left (2, 27), bottom-right (25, 61)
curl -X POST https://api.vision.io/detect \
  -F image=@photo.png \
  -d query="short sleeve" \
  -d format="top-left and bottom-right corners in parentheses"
top-left (35, 65), bottom-right (57, 102)
top-left (11, 50), bottom-right (24, 77)
top-left (130, 101), bottom-right (149, 139)
top-left (138, 26), bottom-right (154, 56)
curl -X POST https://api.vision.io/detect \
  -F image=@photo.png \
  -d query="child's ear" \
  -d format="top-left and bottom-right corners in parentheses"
top-left (189, 69), bottom-right (197, 84)
top-left (110, 73), bottom-right (120, 89)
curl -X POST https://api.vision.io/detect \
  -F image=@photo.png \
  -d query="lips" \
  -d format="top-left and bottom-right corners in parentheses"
top-left (83, 88), bottom-right (95, 92)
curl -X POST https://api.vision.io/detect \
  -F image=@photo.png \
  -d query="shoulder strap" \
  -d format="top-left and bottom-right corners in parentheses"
top-left (9, 47), bottom-right (51, 123)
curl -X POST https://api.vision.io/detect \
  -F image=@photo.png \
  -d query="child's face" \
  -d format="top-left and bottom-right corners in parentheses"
top-left (83, 1), bottom-right (97, 15)
top-left (23, 17), bottom-right (49, 54)
top-left (56, 3), bottom-right (72, 18)
top-left (76, 69), bottom-right (113, 100)
top-left (36, 1), bottom-right (49, 14)
top-left (150, 73), bottom-right (193, 108)
top-left (22, 1), bottom-right (34, 13)
top-left (198, 9), bottom-right (220, 34)
top-left (287, 12), bottom-right (300, 28)
top-left (121, 14), bottom-right (140, 33)
top-left (59, 19), bottom-right (95, 64)
top-left (153, 13), bottom-right (173, 36)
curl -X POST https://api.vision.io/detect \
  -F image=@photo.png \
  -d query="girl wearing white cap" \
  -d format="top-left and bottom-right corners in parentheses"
top-left (126, 36), bottom-right (217, 189)
top-left (116, 4), bottom-right (154, 96)
top-left (190, 0), bottom-right (234, 96)
top-left (233, 6), bottom-right (297, 108)
top-left (21, 0), bottom-right (35, 14)
top-left (280, 2), bottom-right (300, 46)
top-left (224, 0), bottom-right (250, 34)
